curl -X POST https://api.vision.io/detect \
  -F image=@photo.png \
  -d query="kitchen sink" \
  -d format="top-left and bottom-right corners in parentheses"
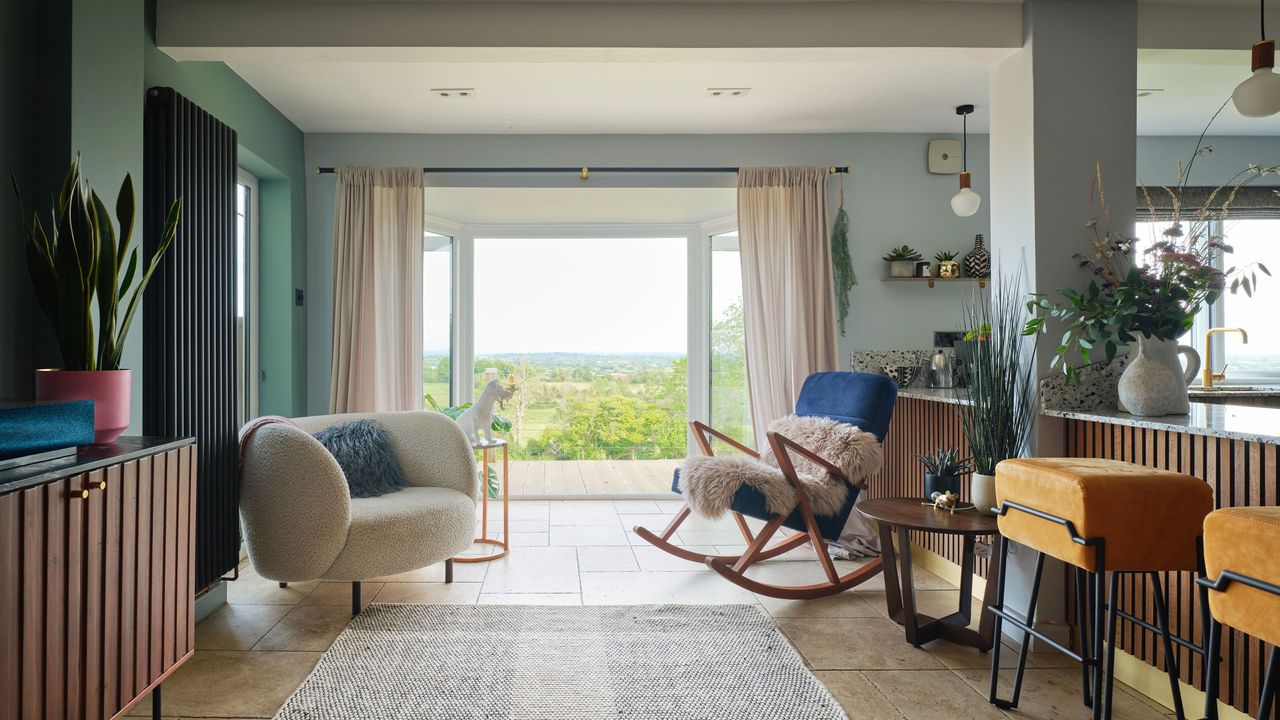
top-left (1194, 385), bottom-right (1264, 392)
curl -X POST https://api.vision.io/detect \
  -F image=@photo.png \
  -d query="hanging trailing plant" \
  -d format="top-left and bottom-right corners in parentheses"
top-left (831, 192), bottom-right (856, 335)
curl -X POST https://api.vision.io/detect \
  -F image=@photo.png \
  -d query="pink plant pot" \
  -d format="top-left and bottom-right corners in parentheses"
top-left (35, 369), bottom-right (132, 445)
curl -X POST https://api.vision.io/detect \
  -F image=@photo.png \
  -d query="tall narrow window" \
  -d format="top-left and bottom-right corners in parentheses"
top-left (1221, 219), bottom-right (1280, 380)
top-left (234, 170), bottom-right (258, 426)
top-left (423, 231), bottom-right (454, 407)
top-left (710, 230), bottom-right (752, 446)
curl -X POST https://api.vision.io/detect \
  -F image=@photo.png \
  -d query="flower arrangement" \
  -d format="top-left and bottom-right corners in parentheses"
top-left (1025, 161), bottom-right (1274, 382)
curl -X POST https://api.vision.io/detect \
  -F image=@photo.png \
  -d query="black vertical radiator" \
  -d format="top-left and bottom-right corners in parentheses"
top-left (143, 86), bottom-right (240, 591)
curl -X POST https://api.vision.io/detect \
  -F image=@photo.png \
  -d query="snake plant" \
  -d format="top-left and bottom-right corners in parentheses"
top-left (14, 155), bottom-right (181, 371)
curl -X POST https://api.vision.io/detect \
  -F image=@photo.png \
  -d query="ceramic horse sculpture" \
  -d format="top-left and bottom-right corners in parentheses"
top-left (633, 371), bottom-right (898, 599)
top-left (456, 379), bottom-right (513, 444)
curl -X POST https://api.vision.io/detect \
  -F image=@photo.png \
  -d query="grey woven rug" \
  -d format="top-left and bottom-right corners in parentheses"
top-left (274, 604), bottom-right (847, 720)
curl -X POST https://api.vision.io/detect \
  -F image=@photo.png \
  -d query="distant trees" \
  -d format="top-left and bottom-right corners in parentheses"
top-left (711, 300), bottom-right (752, 446)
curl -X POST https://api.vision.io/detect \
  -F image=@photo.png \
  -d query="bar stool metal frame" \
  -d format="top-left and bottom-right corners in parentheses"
top-left (986, 500), bottom-right (1207, 720)
top-left (1198, 570), bottom-right (1280, 720)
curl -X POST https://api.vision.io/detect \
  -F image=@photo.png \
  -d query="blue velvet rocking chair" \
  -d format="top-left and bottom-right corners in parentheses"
top-left (633, 371), bottom-right (898, 599)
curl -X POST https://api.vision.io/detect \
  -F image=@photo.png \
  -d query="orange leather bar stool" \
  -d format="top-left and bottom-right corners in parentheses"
top-left (986, 458), bottom-right (1214, 720)
top-left (1199, 507), bottom-right (1280, 720)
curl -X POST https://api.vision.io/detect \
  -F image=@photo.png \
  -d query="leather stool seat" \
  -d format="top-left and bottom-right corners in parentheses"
top-left (995, 457), bottom-right (1213, 571)
top-left (1204, 507), bottom-right (1280, 647)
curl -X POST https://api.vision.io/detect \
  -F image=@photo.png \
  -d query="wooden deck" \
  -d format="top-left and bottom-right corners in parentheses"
top-left (501, 459), bottom-right (681, 496)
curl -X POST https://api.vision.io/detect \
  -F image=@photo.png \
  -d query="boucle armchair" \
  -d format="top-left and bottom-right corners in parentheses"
top-left (239, 411), bottom-right (478, 614)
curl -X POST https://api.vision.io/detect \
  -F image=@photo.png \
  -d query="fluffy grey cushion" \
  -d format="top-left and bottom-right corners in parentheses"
top-left (313, 419), bottom-right (408, 498)
top-left (680, 415), bottom-right (883, 519)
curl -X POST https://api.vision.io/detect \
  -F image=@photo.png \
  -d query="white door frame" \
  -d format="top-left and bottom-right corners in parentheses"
top-left (236, 168), bottom-right (260, 420)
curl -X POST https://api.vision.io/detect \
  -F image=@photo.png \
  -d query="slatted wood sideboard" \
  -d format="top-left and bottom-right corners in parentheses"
top-left (0, 437), bottom-right (196, 720)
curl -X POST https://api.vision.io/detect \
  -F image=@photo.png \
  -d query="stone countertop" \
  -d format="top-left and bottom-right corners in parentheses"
top-left (1042, 403), bottom-right (1280, 445)
top-left (1187, 386), bottom-right (1280, 400)
top-left (895, 387), bottom-right (972, 405)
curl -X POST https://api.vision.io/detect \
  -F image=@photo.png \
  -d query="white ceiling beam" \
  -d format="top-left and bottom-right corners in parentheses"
top-left (156, 1), bottom-right (1024, 58)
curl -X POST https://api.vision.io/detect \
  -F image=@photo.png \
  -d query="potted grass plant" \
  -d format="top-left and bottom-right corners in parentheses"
top-left (15, 155), bottom-right (181, 443)
top-left (917, 447), bottom-right (972, 501)
top-left (956, 274), bottom-right (1037, 515)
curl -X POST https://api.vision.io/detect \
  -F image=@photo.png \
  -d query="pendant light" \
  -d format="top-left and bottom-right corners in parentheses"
top-left (950, 104), bottom-right (982, 218)
top-left (1233, 0), bottom-right (1280, 117)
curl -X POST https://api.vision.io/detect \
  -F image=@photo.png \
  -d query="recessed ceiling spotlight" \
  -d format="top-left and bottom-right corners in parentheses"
top-left (431, 88), bottom-right (475, 98)
top-left (706, 87), bottom-right (750, 98)
top-left (1137, 88), bottom-right (1165, 97)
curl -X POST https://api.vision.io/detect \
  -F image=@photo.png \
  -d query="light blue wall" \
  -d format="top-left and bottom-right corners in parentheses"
top-left (303, 132), bottom-right (993, 413)
top-left (1137, 136), bottom-right (1280, 187)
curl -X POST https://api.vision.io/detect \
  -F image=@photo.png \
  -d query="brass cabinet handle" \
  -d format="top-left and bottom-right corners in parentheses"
top-left (92, 480), bottom-right (107, 491)
top-left (71, 489), bottom-right (89, 500)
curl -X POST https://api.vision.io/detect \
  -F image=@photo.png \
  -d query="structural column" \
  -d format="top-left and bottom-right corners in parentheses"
top-left (987, 0), bottom-right (1138, 640)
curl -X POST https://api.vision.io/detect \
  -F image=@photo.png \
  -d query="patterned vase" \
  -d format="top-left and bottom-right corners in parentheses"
top-left (963, 233), bottom-right (991, 278)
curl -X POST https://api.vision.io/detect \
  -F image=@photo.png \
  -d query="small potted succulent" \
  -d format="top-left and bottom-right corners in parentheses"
top-left (883, 245), bottom-right (923, 278)
top-left (917, 447), bottom-right (972, 501)
top-left (934, 250), bottom-right (960, 278)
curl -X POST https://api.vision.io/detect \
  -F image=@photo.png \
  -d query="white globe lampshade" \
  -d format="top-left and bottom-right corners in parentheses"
top-left (951, 188), bottom-right (981, 217)
top-left (1233, 67), bottom-right (1280, 117)
top-left (1234, 40), bottom-right (1280, 118)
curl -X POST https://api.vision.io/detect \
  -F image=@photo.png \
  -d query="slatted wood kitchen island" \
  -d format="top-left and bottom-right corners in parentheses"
top-left (877, 389), bottom-right (1280, 718)
top-left (0, 437), bottom-right (196, 720)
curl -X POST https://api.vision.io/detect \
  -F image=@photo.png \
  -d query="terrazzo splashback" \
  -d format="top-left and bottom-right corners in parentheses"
top-left (1039, 357), bottom-right (1129, 412)
top-left (850, 349), bottom-right (956, 388)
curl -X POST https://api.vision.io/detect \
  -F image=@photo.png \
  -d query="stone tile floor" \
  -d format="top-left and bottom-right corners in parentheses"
top-left (131, 499), bottom-right (1176, 719)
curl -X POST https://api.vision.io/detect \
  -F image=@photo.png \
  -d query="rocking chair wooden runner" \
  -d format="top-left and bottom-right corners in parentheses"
top-left (633, 371), bottom-right (898, 600)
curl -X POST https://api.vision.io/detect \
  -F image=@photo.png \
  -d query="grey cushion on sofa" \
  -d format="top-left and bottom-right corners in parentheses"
top-left (312, 419), bottom-right (408, 498)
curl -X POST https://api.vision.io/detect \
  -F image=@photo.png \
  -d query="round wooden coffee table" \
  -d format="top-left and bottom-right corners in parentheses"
top-left (857, 497), bottom-right (1003, 650)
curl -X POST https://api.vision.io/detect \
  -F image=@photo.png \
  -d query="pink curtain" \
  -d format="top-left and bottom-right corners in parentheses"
top-left (737, 167), bottom-right (839, 448)
top-left (329, 168), bottom-right (424, 413)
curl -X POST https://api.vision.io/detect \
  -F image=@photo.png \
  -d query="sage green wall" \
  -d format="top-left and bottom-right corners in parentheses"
top-left (144, 5), bottom-right (310, 416)
top-left (0, 0), bottom-right (307, 421)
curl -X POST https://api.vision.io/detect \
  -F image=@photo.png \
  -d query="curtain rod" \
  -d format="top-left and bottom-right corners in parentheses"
top-left (314, 165), bottom-right (851, 177)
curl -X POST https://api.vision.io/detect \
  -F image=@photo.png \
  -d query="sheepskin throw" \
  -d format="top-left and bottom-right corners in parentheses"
top-left (680, 415), bottom-right (882, 519)
top-left (312, 419), bottom-right (408, 498)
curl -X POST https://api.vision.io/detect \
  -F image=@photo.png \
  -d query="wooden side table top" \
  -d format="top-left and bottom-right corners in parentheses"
top-left (858, 497), bottom-right (998, 535)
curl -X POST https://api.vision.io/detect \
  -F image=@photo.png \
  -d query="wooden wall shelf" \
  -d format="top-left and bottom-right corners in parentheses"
top-left (882, 277), bottom-right (988, 289)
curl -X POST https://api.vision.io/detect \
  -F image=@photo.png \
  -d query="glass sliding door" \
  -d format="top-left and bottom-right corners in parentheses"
top-left (423, 231), bottom-right (455, 407)
top-left (710, 230), bottom-right (752, 447)
top-left (471, 234), bottom-right (688, 494)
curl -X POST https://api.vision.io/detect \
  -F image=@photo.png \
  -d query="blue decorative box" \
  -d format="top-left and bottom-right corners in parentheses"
top-left (0, 400), bottom-right (96, 463)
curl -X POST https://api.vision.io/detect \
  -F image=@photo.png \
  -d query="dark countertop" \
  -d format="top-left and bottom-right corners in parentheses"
top-left (0, 436), bottom-right (194, 495)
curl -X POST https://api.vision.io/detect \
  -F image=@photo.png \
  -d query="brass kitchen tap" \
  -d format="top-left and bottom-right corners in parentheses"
top-left (1202, 327), bottom-right (1249, 388)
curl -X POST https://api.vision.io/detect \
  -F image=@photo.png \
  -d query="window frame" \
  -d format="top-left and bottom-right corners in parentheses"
top-left (422, 217), bottom-right (460, 406)
top-left (235, 168), bottom-right (260, 423)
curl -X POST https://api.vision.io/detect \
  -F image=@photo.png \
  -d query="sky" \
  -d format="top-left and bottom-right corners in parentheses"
top-left (425, 236), bottom-right (703, 355)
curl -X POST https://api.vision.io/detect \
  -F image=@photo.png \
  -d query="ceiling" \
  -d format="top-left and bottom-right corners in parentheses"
top-left (226, 46), bottom-right (1280, 136)
top-left (229, 49), bottom-right (1001, 134)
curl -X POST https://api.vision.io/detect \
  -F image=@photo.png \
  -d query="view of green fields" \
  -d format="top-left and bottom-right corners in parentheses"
top-left (423, 301), bottom-right (751, 461)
